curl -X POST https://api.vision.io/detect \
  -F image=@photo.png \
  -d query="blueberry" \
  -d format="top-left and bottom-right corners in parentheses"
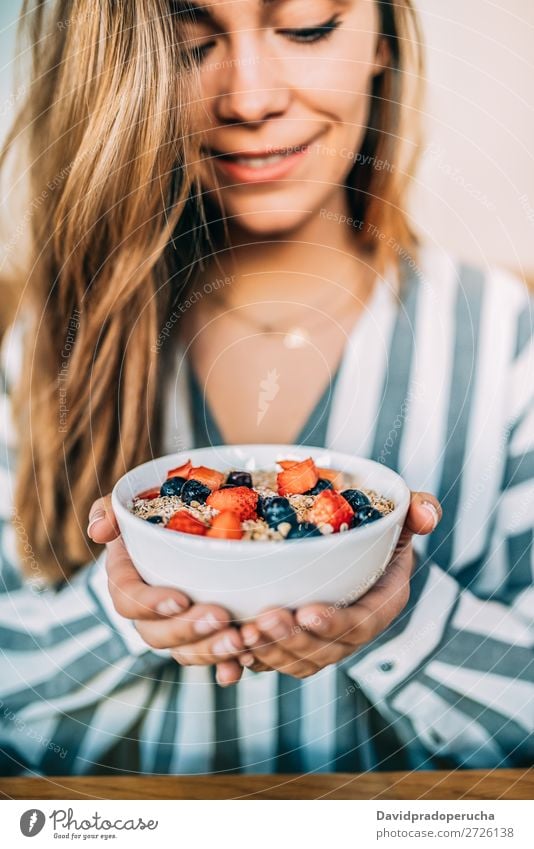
top-left (341, 488), bottom-right (371, 511)
top-left (352, 505), bottom-right (383, 527)
top-left (262, 496), bottom-right (298, 529)
top-left (146, 515), bottom-right (164, 524)
top-left (285, 521), bottom-right (322, 539)
top-left (226, 470), bottom-right (253, 488)
top-left (160, 476), bottom-right (187, 497)
top-left (305, 478), bottom-right (333, 495)
top-left (181, 479), bottom-right (211, 504)
top-left (257, 495), bottom-right (274, 519)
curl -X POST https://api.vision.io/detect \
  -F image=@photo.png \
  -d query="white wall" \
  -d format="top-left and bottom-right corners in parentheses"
top-left (1, 1), bottom-right (533, 274)
top-left (0, 1), bottom-right (23, 133)
top-left (410, 0), bottom-right (534, 274)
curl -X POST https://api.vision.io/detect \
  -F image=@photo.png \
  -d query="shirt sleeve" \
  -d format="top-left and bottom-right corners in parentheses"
top-left (0, 323), bottom-right (170, 776)
top-left (342, 287), bottom-right (534, 769)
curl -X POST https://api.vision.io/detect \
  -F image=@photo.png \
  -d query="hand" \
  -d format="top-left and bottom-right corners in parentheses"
top-left (237, 491), bottom-right (442, 680)
top-left (87, 496), bottom-right (247, 686)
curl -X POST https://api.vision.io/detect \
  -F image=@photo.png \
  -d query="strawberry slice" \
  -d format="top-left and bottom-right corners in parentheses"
top-left (206, 510), bottom-right (244, 540)
top-left (187, 465), bottom-right (225, 492)
top-left (277, 457), bottom-right (318, 496)
top-left (206, 486), bottom-right (258, 522)
top-left (166, 510), bottom-right (207, 536)
top-left (278, 458), bottom-right (301, 470)
top-left (167, 460), bottom-right (192, 479)
top-left (316, 467), bottom-right (345, 490)
top-left (308, 489), bottom-right (354, 533)
top-left (136, 486), bottom-right (161, 501)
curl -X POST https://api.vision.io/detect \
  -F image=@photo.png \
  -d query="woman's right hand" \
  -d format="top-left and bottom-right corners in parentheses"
top-left (87, 496), bottom-right (249, 685)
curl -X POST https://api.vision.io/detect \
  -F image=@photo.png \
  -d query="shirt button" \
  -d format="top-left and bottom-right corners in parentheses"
top-left (379, 660), bottom-right (395, 672)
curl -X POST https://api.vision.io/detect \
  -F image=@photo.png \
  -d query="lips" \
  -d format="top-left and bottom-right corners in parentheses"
top-left (201, 140), bottom-right (314, 183)
top-left (206, 143), bottom-right (309, 163)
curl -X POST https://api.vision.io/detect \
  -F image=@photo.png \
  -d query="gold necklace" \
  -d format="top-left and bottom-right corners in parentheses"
top-left (207, 288), bottom-right (360, 349)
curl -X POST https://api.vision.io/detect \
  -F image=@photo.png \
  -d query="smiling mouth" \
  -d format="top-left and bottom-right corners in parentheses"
top-left (205, 144), bottom-right (310, 169)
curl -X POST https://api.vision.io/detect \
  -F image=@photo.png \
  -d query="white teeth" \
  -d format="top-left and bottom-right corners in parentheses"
top-left (232, 153), bottom-right (286, 168)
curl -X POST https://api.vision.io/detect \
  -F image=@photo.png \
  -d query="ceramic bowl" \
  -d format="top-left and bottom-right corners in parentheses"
top-left (111, 444), bottom-right (411, 621)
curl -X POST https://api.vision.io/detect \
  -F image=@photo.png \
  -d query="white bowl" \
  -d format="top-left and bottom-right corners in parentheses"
top-left (111, 444), bottom-right (411, 622)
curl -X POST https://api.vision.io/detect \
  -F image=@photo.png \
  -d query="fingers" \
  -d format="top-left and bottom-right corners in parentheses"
top-left (295, 602), bottom-right (377, 648)
top-left (390, 491), bottom-right (442, 562)
top-left (105, 535), bottom-right (192, 619)
top-left (170, 626), bottom-right (245, 666)
top-left (134, 604), bottom-right (232, 648)
top-left (238, 653), bottom-right (273, 674)
top-left (240, 609), bottom-right (324, 678)
top-left (404, 491), bottom-right (442, 536)
top-left (216, 660), bottom-right (244, 687)
top-left (255, 608), bottom-right (336, 658)
top-left (88, 494), bottom-right (120, 543)
top-left (245, 638), bottom-right (318, 677)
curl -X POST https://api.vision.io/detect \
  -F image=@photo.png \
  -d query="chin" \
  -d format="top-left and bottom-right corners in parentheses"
top-left (223, 199), bottom-right (313, 237)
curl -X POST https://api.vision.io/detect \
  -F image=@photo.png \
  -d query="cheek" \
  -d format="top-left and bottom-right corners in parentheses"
top-left (294, 82), bottom-right (375, 190)
top-left (292, 54), bottom-right (377, 142)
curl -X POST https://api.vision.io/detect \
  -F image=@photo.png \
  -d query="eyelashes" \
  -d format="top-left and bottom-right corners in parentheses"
top-left (184, 15), bottom-right (343, 64)
top-left (187, 41), bottom-right (215, 64)
top-left (279, 15), bottom-right (343, 44)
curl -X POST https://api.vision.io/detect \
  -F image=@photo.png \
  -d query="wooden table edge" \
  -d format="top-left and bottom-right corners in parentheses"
top-left (0, 769), bottom-right (532, 800)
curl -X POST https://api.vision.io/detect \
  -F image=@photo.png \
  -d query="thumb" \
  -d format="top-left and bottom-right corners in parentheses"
top-left (87, 494), bottom-right (120, 543)
top-left (396, 491), bottom-right (442, 549)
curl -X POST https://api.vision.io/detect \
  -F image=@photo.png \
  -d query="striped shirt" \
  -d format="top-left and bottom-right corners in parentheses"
top-left (1, 244), bottom-right (533, 776)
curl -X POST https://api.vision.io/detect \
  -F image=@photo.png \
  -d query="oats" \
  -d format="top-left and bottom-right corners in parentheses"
top-left (288, 493), bottom-right (314, 522)
top-left (251, 471), bottom-right (278, 491)
top-left (242, 518), bottom-right (282, 541)
top-left (360, 488), bottom-right (395, 516)
top-left (130, 465), bottom-right (395, 539)
top-left (277, 521), bottom-right (292, 537)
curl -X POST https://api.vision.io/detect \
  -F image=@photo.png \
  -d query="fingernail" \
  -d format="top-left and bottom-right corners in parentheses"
top-left (194, 612), bottom-right (223, 635)
top-left (242, 628), bottom-right (260, 647)
top-left (259, 614), bottom-right (291, 640)
top-left (87, 509), bottom-right (106, 538)
top-left (239, 652), bottom-right (256, 667)
top-left (298, 611), bottom-right (323, 630)
top-left (212, 633), bottom-right (239, 656)
top-left (216, 671), bottom-right (231, 687)
top-left (421, 500), bottom-right (439, 530)
top-left (156, 598), bottom-right (186, 616)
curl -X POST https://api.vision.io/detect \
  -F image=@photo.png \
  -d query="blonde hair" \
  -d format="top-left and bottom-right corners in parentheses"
top-left (0, 0), bottom-right (424, 583)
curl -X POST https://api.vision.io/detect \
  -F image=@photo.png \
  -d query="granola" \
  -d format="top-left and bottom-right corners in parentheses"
top-left (130, 456), bottom-right (395, 541)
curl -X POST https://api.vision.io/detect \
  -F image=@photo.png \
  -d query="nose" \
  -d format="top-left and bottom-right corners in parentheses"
top-left (214, 35), bottom-right (290, 125)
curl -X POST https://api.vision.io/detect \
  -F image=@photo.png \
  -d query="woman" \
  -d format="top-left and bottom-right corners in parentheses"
top-left (0, 0), bottom-right (532, 777)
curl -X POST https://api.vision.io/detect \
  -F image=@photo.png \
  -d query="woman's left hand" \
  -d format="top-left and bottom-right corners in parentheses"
top-left (217, 491), bottom-right (442, 682)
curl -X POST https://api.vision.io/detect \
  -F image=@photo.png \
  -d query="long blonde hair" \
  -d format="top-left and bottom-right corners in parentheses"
top-left (1, 0), bottom-right (424, 583)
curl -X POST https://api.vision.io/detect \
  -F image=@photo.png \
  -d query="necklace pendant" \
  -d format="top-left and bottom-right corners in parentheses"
top-left (284, 326), bottom-right (310, 349)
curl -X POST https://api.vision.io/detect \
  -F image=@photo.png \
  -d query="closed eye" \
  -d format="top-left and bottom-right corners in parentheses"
top-left (182, 14), bottom-right (343, 65)
top-left (187, 40), bottom-right (217, 63)
top-left (278, 15), bottom-right (342, 44)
